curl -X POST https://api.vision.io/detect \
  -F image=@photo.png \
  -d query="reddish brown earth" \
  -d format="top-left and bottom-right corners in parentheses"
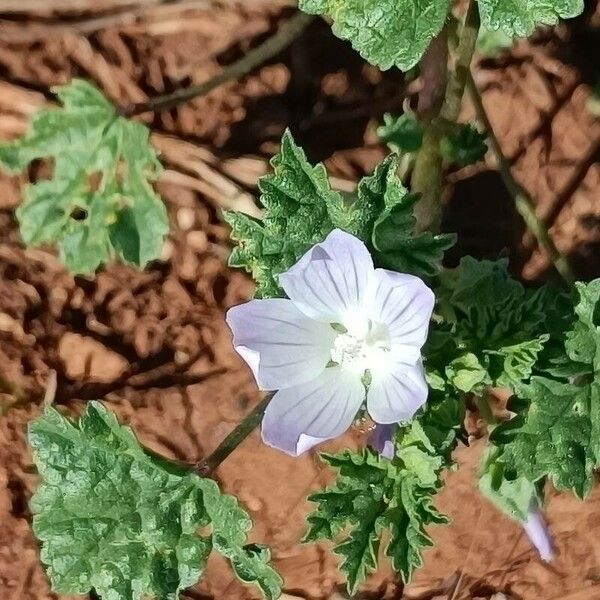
top-left (0, 2), bottom-right (600, 599)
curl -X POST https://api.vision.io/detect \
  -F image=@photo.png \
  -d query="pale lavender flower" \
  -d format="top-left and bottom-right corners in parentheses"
top-left (523, 503), bottom-right (555, 562)
top-left (368, 423), bottom-right (396, 460)
top-left (226, 229), bottom-right (435, 456)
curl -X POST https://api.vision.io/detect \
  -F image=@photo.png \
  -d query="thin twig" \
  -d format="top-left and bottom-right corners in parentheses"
top-left (194, 391), bottom-right (275, 476)
top-left (466, 72), bottom-right (576, 283)
top-left (120, 12), bottom-right (313, 117)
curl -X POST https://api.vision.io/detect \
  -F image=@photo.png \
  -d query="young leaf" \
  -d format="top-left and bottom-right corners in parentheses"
top-left (436, 258), bottom-right (555, 393)
top-left (377, 114), bottom-right (424, 153)
top-left (365, 157), bottom-right (456, 277)
top-left (0, 79), bottom-right (169, 274)
top-left (477, 0), bottom-right (584, 37)
top-left (440, 124), bottom-right (488, 167)
top-left (305, 393), bottom-right (462, 592)
top-left (445, 352), bottom-right (491, 394)
top-left (298, 0), bottom-right (453, 71)
top-left (29, 402), bottom-right (282, 600)
top-left (225, 130), bottom-right (344, 297)
top-left (226, 135), bottom-right (455, 297)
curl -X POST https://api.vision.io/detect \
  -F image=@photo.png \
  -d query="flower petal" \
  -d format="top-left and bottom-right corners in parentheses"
top-left (368, 423), bottom-right (396, 459)
top-left (366, 359), bottom-right (428, 424)
top-left (279, 229), bottom-right (374, 324)
top-left (226, 298), bottom-right (334, 390)
top-left (261, 367), bottom-right (365, 455)
top-left (523, 504), bottom-right (555, 562)
top-left (369, 269), bottom-right (435, 349)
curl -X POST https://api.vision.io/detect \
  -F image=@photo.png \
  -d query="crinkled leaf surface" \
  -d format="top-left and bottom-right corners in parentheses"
top-left (434, 258), bottom-right (558, 394)
top-left (366, 158), bottom-right (456, 277)
top-left (305, 393), bottom-right (463, 592)
top-left (479, 444), bottom-right (538, 522)
top-left (299, 0), bottom-right (453, 70)
top-left (225, 130), bottom-right (345, 297)
top-left (0, 79), bottom-right (169, 274)
top-left (29, 402), bottom-right (282, 600)
top-left (478, 0), bottom-right (584, 37)
top-left (494, 377), bottom-right (597, 498)
top-left (486, 279), bottom-right (600, 500)
top-left (226, 133), bottom-right (454, 297)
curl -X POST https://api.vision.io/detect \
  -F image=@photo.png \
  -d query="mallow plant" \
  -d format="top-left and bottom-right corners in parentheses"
top-left (0, 0), bottom-right (596, 598)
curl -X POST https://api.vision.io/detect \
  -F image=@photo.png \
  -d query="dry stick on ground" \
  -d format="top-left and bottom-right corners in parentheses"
top-left (120, 11), bottom-right (314, 117)
top-left (466, 72), bottom-right (576, 283)
top-left (0, 0), bottom-right (296, 41)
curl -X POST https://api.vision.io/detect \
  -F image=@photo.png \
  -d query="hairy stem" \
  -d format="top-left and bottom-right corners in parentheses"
top-left (194, 392), bottom-right (275, 476)
top-left (411, 29), bottom-right (449, 233)
top-left (442, 0), bottom-right (480, 122)
top-left (412, 1), bottom-right (480, 233)
top-left (466, 72), bottom-right (575, 283)
top-left (121, 12), bottom-right (313, 117)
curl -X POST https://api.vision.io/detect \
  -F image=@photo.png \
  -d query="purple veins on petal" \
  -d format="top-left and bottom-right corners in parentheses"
top-left (225, 229), bottom-right (436, 456)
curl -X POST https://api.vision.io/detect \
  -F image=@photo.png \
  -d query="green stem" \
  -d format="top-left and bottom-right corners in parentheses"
top-left (442, 0), bottom-right (480, 122)
top-left (194, 391), bottom-right (275, 476)
top-left (411, 28), bottom-right (449, 233)
top-left (121, 12), bottom-right (313, 117)
top-left (412, 1), bottom-right (480, 233)
top-left (466, 72), bottom-right (575, 283)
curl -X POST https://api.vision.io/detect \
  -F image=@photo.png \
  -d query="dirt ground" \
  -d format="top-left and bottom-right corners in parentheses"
top-left (0, 1), bottom-right (600, 599)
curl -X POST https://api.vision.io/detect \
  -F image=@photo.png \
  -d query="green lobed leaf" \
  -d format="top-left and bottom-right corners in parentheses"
top-left (368, 158), bottom-right (456, 277)
top-left (305, 392), bottom-right (463, 592)
top-left (445, 352), bottom-right (491, 394)
top-left (494, 377), bottom-right (597, 498)
top-left (224, 130), bottom-right (345, 297)
top-left (477, 0), bottom-right (584, 37)
top-left (226, 134), bottom-right (455, 297)
top-left (485, 279), bottom-right (600, 500)
top-left (29, 402), bottom-right (282, 600)
top-left (0, 79), bottom-right (169, 274)
top-left (435, 257), bottom-right (558, 394)
top-left (298, 0), bottom-right (453, 71)
top-left (377, 113), bottom-right (424, 153)
top-left (479, 444), bottom-right (538, 522)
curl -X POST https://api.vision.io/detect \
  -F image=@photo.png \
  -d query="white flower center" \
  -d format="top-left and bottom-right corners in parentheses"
top-left (330, 321), bottom-right (391, 373)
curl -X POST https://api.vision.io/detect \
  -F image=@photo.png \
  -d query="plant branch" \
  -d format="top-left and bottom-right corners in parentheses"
top-left (411, 28), bottom-right (449, 233)
top-left (194, 391), bottom-right (275, 476)
top-left (412, 1), bottom-right (480, 233)
top-left (120, 12), bottom-right (313, 117)
top-left (466, 72), bottom-right (575, 283)
top-left (442, 0), bottom-right (480, 122)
